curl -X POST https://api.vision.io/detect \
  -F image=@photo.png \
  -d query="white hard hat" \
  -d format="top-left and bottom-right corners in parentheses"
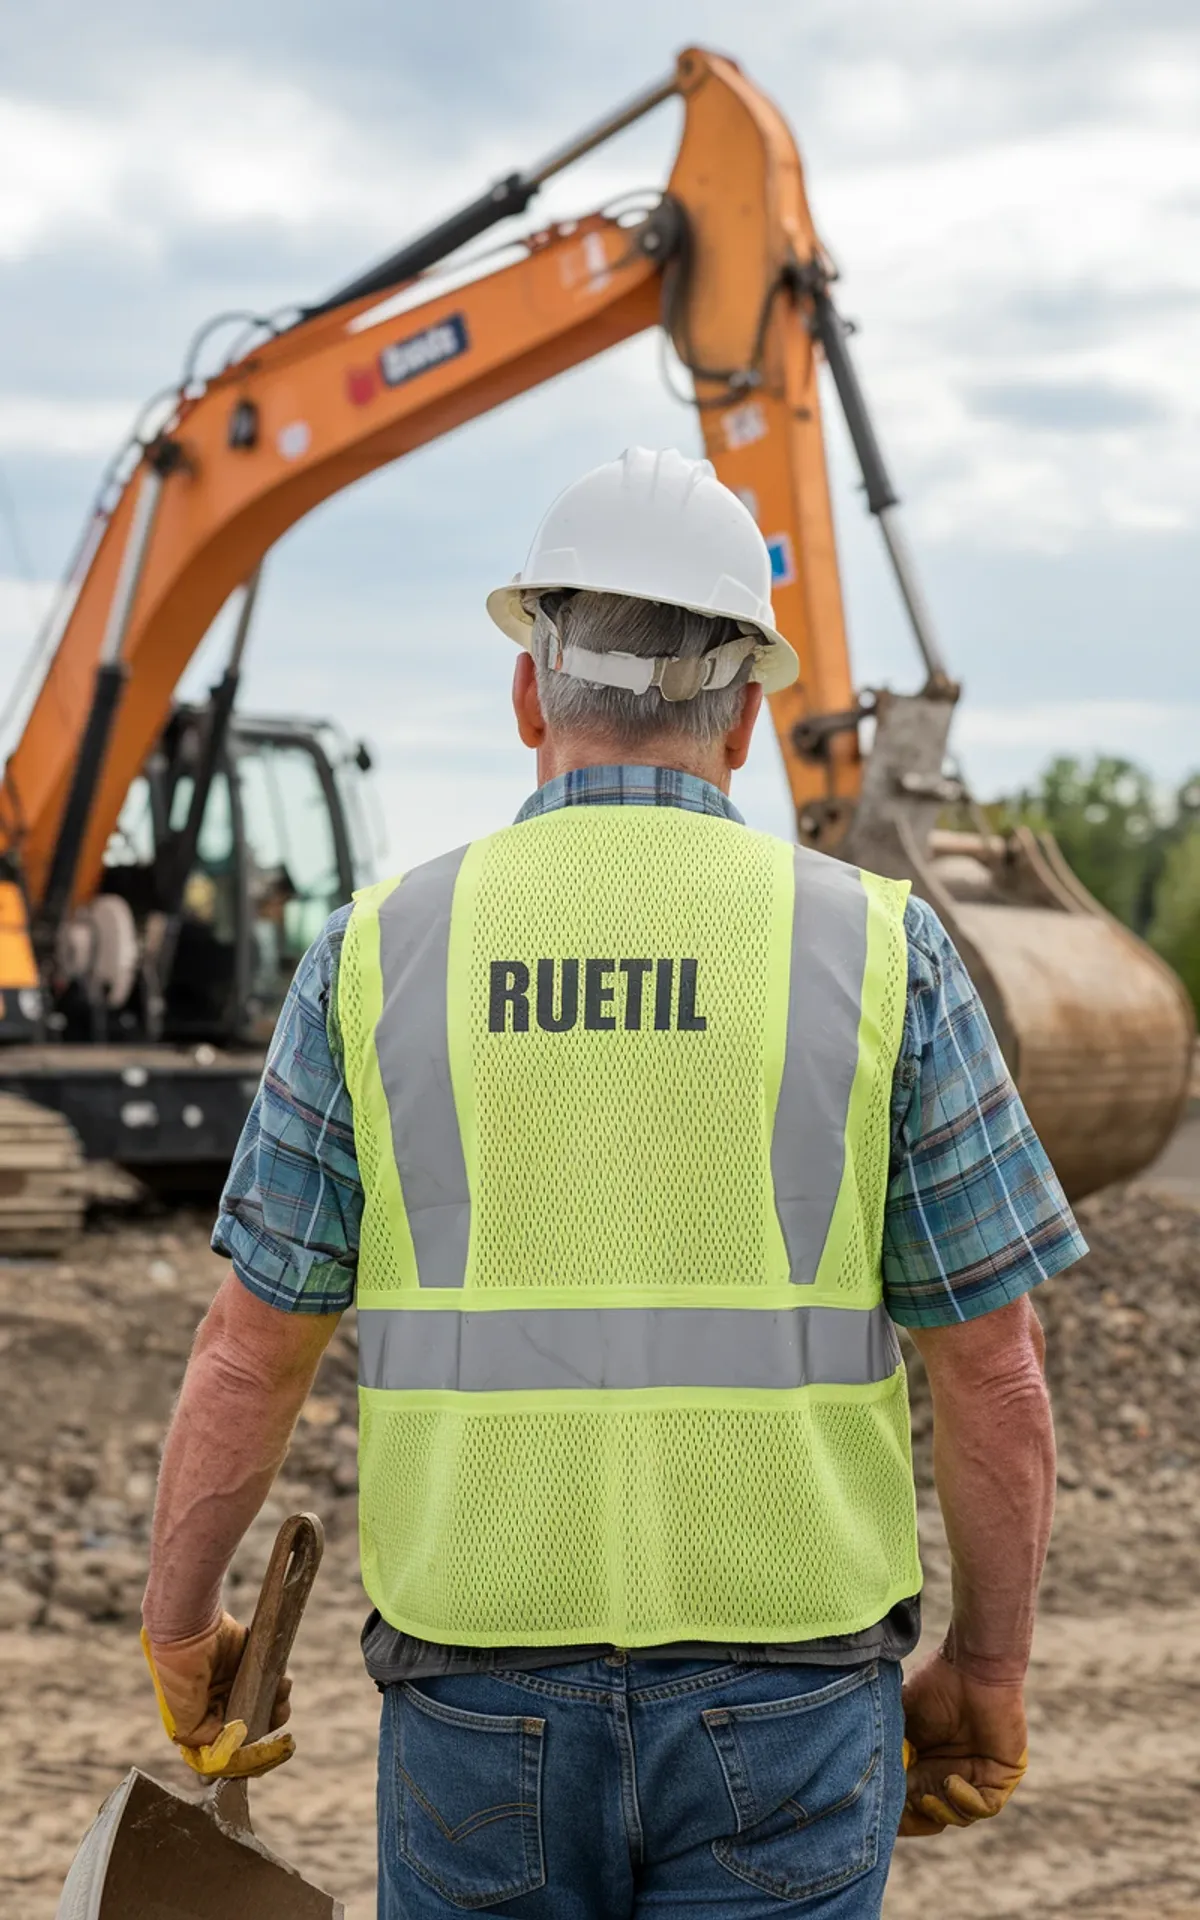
top-left (486, 447), bottom-right (800, 695)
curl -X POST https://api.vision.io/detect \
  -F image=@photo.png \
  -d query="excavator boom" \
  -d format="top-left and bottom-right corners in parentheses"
top-left (1, 205), bottom-right (666, 914)
top-left (0, 44), bottom-right (1192, 1213)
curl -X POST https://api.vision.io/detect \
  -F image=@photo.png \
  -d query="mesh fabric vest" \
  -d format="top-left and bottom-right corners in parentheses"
top-left (339, 806), bottom-right (921, 1647)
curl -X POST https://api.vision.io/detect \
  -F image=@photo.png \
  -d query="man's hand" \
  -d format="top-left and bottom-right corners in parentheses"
top-left (904, 1299), bottom-right (1053, 1836)
top-left (900, 1650), bottom-right (1028, 1836)
top-left (142, 1611), bottom-right (295, 1779)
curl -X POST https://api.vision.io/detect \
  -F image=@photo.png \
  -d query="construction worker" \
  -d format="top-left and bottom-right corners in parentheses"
top-left (143, 448), bottom-right (1083, 1916)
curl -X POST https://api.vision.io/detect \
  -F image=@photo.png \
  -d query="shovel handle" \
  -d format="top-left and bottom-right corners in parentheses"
top-left (226, 1511), bottom-right (325, 1743)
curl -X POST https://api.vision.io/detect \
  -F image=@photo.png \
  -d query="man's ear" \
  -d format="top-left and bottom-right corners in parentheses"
top-left (513, 650), bottom-right (546, 750)
top-left (724, 682), bottom-right (764, 771)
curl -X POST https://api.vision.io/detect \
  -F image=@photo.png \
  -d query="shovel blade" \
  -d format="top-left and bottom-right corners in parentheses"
top-left (57, 1768), bottom-right (343, 1920)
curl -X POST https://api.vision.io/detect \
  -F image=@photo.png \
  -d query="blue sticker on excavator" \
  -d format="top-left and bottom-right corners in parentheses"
top-left (766, 533), bottom-right (796, 586)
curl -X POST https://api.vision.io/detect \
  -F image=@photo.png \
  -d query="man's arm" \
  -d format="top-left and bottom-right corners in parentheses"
top-left (142, 1275), bottom-right (340, 1745)
top-left (883, 898), bottom-right (1082, 1835)
top-left (143, 909), bottom-right (360, 1753)
top-left (902, 1295), bottom-right (1055, 1834)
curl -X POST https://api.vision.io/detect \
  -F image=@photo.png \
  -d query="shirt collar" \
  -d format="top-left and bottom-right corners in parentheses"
top-left (514, 764), bottom-right (744, 826)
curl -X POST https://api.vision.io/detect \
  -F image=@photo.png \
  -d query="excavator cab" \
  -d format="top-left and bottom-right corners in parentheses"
top-left (0, 711), bottom-right (375, 1235)
top-left (96, 710), bottom-right (376, 1048)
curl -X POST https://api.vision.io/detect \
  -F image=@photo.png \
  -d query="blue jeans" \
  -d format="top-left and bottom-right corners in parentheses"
top-left (377, 1657), bottom-right (905, 1916)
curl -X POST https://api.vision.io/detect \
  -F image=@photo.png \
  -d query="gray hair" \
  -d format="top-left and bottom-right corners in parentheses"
top-left (530, 591), bottom-right (753, 746)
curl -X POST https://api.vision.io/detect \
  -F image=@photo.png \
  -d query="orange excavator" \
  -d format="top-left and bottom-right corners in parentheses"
top-left (0, 46), bottom-right (1191, 1250)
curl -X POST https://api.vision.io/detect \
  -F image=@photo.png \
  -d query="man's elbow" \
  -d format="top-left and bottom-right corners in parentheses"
top-left (981, 1310), bottom-right (1050, 1420)
top-left (190, 1272), bottom-right (341, 1398)
top-left (912, 1294), bottom-right (1050, 1416)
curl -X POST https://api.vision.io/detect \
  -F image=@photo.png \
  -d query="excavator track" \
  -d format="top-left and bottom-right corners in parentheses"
top-left (0, 1093), bottom-right (86, 1256)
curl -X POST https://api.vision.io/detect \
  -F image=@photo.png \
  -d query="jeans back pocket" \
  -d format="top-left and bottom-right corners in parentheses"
top-left (702, 1664), bottom-right (884, 1903)
top-left (388, 1683), bottom-right (546, 1910)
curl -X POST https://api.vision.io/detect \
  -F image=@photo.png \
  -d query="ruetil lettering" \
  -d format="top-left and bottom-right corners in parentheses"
top-left (488, 959), bottom-right (707, 1033)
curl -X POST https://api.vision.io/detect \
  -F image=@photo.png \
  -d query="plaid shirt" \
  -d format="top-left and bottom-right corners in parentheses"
top-left (214, 765), bottom-right (1085, 1325)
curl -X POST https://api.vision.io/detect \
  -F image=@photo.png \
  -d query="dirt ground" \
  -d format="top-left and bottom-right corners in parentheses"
top-left (1, 1133), bottom-right (1198, 1917)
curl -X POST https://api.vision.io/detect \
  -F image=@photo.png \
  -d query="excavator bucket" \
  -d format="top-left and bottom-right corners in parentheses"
top-left (843, 693), bottom-right (1194, 1203)
top-left (922, 829), bottom-right (1192, 1200)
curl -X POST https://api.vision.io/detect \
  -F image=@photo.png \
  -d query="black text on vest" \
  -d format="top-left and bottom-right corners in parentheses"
top-left (488, 959), bottom-right (707, 1033)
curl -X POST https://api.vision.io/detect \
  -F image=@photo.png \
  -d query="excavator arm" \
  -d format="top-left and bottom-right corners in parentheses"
top-left (0, 44), bottom-right (1192, 1201)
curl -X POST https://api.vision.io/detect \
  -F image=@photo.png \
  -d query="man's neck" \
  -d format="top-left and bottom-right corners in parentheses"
top-left (536, 736), bottom-right (730, 794)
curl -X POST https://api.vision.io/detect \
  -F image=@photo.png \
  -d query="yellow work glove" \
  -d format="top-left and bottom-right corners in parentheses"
top-left (141, 1623), bottom-right (295, 1780)
top-left (900, 1651), bottom-right (1028, 1837)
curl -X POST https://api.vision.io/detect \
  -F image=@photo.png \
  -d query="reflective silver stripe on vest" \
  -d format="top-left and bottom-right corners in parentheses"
top-left (771, 849), bottom-right (869, 1286)
top-left (358, 1302), bottom-right (900, 1393)
top-left (375, 845), bottom-right (471, 1287)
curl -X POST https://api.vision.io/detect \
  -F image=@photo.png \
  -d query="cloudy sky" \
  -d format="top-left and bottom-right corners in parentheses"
top-left (2, 0), bottom-right (1198, 864)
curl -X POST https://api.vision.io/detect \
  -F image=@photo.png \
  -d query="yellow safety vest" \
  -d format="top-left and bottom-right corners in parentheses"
top-left (339, 805), bottom-right (921, 1648)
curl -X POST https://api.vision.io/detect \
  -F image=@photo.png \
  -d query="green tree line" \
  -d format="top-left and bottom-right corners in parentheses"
top-left (995, 757), bottom-right (1200, 1014)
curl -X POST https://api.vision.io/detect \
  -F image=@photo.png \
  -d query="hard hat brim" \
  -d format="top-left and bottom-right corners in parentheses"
top-left (486, 583), bottom-right (800, 695)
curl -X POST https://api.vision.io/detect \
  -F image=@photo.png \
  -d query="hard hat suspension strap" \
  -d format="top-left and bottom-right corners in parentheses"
top-left (546, 630), bottom-right (760, 702)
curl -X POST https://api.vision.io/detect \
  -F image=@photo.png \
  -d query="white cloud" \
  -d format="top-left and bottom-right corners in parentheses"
top-left (816, 105), bottom-right (1200, 547)
top-left (955, 697), bottom-right (1200, 793)
top-left (1115, 43), bottom-right (1200, 117)
top-left (0, 98), bottom-right (121, 260)
top-left (0, 72), bottom-right (464, 263)
top-left (0, 395), bottom-right (137, 456)
top-left (0, 62), bottom-right (639, 271)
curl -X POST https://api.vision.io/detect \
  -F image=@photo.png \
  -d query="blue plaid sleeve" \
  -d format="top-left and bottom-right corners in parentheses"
top-left (883, 896), bottom-right (1087, 1328)
top-left (212, 903), bottom-right (361, 1313)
